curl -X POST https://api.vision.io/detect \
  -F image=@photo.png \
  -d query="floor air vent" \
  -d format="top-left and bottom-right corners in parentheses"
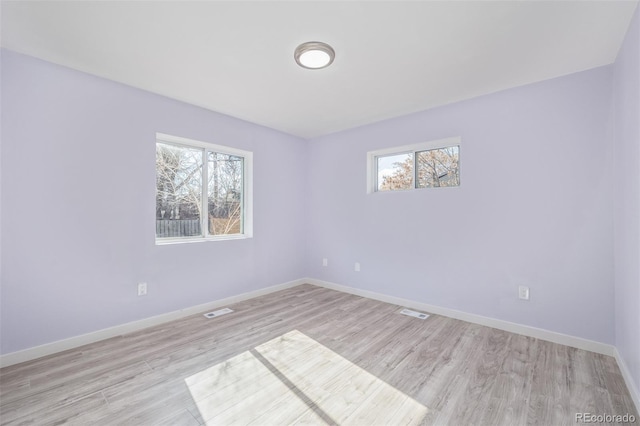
top-left (400, 308), bottom-right (429, 320)
top-left (203, 308), bottom-right (234, 319)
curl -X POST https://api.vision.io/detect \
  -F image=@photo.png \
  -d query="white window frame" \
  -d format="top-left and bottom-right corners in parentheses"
top-left (366, 136), bottom-right (461, 194)
top-left (155, 133), bottom-right (253, 245)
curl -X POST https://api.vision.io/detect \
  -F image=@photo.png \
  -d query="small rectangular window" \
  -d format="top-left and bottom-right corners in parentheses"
top-left (156, 133), bottom-right (252, 244)
top-left (367, 137), bottom-right (460, 193)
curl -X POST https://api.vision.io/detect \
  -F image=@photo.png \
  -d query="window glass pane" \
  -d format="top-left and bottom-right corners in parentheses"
top-left (376, 153), bottom-right (414, 191)
top-left (416, 146), bottom-right (460, 188)
top-left (208, 152), bottom-right (243, 235)
top-left (155, 143), bottom-right (203, 238)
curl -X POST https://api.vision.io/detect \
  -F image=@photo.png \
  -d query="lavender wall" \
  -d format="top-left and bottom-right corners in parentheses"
top-left (306, 66), bottom-right (615, 344)
top-left (0, 50), bottom-right (307, 354)
top-left (0, 36), bottom-right (632, 360)
top-left (613, 5), bottom-right (640, 398)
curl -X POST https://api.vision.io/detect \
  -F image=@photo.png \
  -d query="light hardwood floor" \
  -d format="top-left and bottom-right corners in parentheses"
top-left (0, 284), bottom-right (637, 425)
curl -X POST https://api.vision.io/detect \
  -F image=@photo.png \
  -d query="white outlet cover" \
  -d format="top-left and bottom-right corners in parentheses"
top-left (518, 286), bottom-right (530, 300)
top-left (137, 282), bottom-right (147, 296)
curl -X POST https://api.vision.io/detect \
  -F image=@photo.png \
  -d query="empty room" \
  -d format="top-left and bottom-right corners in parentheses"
top-left (1, 1), bottom-right (639, 425)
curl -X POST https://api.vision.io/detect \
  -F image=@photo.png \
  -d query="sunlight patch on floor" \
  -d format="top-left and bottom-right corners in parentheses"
top-left (185, 330), bottom-right (428, 425)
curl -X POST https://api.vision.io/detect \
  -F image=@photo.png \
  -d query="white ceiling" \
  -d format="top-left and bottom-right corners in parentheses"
top-left (1, 1), bottom-right (638, 139)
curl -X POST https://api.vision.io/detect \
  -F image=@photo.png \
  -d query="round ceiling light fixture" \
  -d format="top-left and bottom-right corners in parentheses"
top-left (294, 41), bottom-right (335, 70)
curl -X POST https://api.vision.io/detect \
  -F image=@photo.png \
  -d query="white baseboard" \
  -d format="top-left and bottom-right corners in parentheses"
top-left (0, 278), bottom-right (305, 368)
top-left (305, 278), bottom-right (616, 357)
top-left (615, 348), bottom-right (640, 414)
top-left (0, 276), bottom-right (621, 372)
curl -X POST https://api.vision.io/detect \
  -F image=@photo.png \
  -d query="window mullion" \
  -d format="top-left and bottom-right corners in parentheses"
top-left (240, 158), bottom-right (245, 233)
top-left (413, 151), bottom-right (418, 189)
top-left (202, 149), bottom-right (209, 238)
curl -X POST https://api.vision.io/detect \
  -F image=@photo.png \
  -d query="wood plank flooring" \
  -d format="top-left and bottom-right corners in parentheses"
top-left (0, 284), bottom-right (637, 425)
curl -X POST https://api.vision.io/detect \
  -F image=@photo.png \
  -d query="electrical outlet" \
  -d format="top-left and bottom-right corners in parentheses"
top-left (354, 262), bottom-right (361, 272)
top-left (322, 258), bottom-right (328, 267)
top-left (137, 282), bottom-right (148, 296)
top-left (518, 285), bottom-right (529, 300)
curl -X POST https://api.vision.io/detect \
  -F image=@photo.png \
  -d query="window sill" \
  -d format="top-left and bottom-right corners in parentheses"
top-left (155, 234), bottom-right (252, 245)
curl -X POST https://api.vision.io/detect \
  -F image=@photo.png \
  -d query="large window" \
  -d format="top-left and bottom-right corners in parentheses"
top-left (367, 137), bottom-right (460, 193)
top-left (155, 133), bottom-right (252, 243)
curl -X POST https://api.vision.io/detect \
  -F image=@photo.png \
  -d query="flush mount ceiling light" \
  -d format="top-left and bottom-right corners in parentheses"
top-left (294, 41), bottom-right (335, 70)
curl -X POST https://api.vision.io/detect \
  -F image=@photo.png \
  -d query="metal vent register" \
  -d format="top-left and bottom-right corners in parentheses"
top-left (399, 308), bottom-right (429, 319)
top-left (203, 308), bottom-right (234, 319)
